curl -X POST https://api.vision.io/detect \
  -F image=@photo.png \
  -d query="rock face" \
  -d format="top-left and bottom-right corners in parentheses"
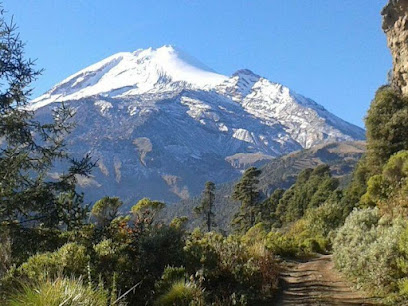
top-left (382, 0), bottom-right (408, 95)
top-left (31, 46), bottom-right (365, 206)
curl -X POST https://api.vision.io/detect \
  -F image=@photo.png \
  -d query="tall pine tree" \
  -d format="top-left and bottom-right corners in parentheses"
top-left (0, 8), bottom-right (94, 232)
top-left (231, 167), bottom-right (261, 233)
top-left (194, 181), bottom-right (216, 232)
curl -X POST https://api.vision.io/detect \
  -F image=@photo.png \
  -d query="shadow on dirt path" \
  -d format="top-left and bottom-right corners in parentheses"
top-left (274, 255), bottom-right (382, 306)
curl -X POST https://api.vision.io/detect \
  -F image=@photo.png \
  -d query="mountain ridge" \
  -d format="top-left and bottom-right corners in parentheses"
top-left (31, 45), bottom-right (365, 205)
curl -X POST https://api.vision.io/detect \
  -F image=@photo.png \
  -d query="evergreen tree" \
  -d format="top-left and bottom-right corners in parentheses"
top-left (91, 197), bottom-right (122, 228)
top-left (131, 197), bottom-right (166, 233)
top-left (365, 86), bottom-right (408, 173)
top-left (231, 167), bottom-right (261, 232)
top-left (259, 188), bottom-right (285, 227)
top-left (0, 8), bottom-right (94, 231)
top-left (56, 191), bottom-right (89, 231)
top-left (274, 165), bottom-right (339, 224)
top-left (194, 181), bottom-right (216, 232)
top-left (341, 86), bottom-right (408, 213)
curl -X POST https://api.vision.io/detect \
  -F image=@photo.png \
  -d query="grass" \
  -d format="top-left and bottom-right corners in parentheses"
top-left (155, 280), bottom-right (204, 306)
top-left (6, 276), bottom-right (107, 306)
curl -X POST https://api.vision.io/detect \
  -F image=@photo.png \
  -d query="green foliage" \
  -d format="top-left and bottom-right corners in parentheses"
top-left (6, 277), bottom-right (107, 306)
top-left (10, 242), bottom-right (89, 282)
top-left (87, 199), bottom-right (185, 305)
top-left (131, 198), bottom-right (165, 216)
top-left (361, 151), bottom-right (408, 212)
top-left (56, 191), bottom-right (89, 231)
top-left (340, 88), bottom-right (408, 216)
top-left (232, 167), bottom-right (262, 233)
top-left (241, 223), bottom-right (268, 246)
top-left (265, 231), bottom-right (299, 257)
top-left (365, 87), bottom-right (408, 173)
top-left (336, 157), bottom-right (371, 217)
top-left (131, 198), bottom-right (166, 232)
top-left (154, 266), bottom-right (187, 296)
top-left (303, 199), bottom-right (345, 239)
top-left (170, 216), bottom-right (189, 230)
top-left (194, 181), bottom-right (216, 232)
top-left (184, 230), bottom-right (279, 303)
top-left (259, 189), bottom-right (285, 227)
top-left (139, 225), bottom-right (185, 277)
top-left (154, 279), bottom-right (204, 306)
top-left (0, 7), bottom-right (94, 267)
top-left (275, 165), bottom-right (339, 224)
top-left (265, 221), bottom-right (329, 257)
top-left (333, 208), bottom-right (406, 295)
top-left (91, 197), bottom-right (122, 228)
top-left (397, 227), bottom-right (408, 299)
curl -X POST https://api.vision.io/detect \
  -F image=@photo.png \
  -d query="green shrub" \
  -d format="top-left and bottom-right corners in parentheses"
top-left (6, 277), bottom-right (107, 306)
top-left (303, 200), bottom-right (344, 238)
top-left (399, 279), bottom-right (408, 298)
top-left (13, 252), bottom-right (59, 282)
top-left (265, 231), bottom-right (299, 257)
top-left (8, 242), bottom-right (89, 283)
top-left (333, 208), bottom-right (406, 294)
top-left (301, 239), bottom-right (320, 253)
top-left (155, 266), bottom-right (187, 296)
top-left (361, 151), bottom-right (408, 211)
top-left (184, 230), bottom-right (279, 303)
top-left (154, 279), bottom-right (204, 306)
top-left (241, 223), bottom-right (268, 246)
top-left (398, 226), bottom-right (408, 298)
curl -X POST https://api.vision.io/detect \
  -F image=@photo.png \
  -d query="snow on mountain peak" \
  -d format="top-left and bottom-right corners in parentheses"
top-left (30, 46), bottom-right (366, 203)
top-left (30, 45), bottom-right (228, 110)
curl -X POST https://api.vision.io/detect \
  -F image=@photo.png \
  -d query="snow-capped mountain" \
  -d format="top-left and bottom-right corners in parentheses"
top-left (32, 45), bottom-right (365, 205)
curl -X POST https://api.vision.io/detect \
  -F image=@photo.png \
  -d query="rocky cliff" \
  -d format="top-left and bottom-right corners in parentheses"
top-left (382, 0), bottom-right (408, 95)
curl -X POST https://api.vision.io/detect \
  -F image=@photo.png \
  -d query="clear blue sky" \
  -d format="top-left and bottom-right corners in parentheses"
top-left (4, 0), bottom-right (390, 127)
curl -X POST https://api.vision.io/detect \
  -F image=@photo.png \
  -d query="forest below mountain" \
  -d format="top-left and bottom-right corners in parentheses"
top-left (163, 141), bottom-right (365, 231)
top-left (1, 1), bottom-right (408, 305)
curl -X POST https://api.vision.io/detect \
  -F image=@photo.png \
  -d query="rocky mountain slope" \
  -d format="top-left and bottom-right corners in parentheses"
top-left (32, 46), bottom-right (365, 205)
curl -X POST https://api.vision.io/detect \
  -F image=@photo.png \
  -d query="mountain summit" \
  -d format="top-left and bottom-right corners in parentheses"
top-left (32, 45), bottom-right (228, 109)
top-left (32, 46), bottom-right (365, 204)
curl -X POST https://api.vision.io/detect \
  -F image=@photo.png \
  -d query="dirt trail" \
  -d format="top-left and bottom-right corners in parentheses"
top-left (275, 255), bottom-right (381, 306)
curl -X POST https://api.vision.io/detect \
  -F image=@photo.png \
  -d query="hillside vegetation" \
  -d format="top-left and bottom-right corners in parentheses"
top-left (163, 141), bottom-right (365, 231)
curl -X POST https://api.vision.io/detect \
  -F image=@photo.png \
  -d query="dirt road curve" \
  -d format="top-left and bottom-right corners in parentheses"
top-left (275, 255), bottom-right (381, 306)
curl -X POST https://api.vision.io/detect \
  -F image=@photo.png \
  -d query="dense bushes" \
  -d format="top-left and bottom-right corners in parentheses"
top-left (333, 208), bottom-right (406, 298)
top-left (331, 86), bottom-right (408, 303)
top-left (184, 230), bottom-right (279, 304)
top-left (334, 151), bottom-right (408, 299)
top-left (5, 242), bottom-right (89, 285)
top-left (1, 194), bottom-right (282, 305)
top-left (361, 150), bottom-right (408, 215)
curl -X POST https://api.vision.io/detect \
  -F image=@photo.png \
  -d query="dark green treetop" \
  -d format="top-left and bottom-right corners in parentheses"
top-left (231, 167), bottom-right (262, 233)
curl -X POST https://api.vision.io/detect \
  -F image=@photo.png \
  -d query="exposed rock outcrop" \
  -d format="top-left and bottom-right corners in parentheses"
top-left (382, 0), bottom-right (408, 95)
